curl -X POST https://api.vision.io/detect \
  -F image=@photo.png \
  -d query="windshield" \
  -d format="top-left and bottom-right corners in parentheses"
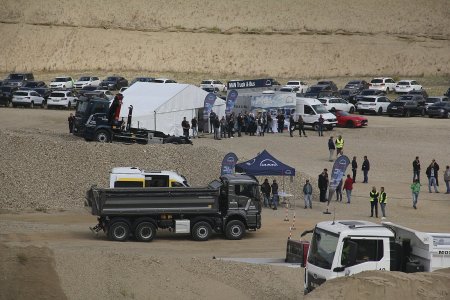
top-left (397, 81), bottom-right (410, 86)
top-left (14, 91), bottom-right (28, 96)
top-left (8, 74), bottom-right (25, 80)
top-left (50, 92), bottom-right (65, 97)
top-left (106, 77), bottom-right (117, 81)
top-left (338, 111), bottom-right (350, 116)
top-left (427, 98), bottom-right (440, 103)
top-left (308, 227), bottom-right (339, 269)
top-left (201, 80), bottom-right (212, 84)
top-left (431, 102), bottom-right (447, 107)
top-left (312, 104), bottom-right (329, 114)
top-left (76, 101), bottom-right (89, 113)
top-left (361, 90), bottom-right (376, 95)
top-left (371, 79), bottom-right (383, 83)
top-left (397, 96), bottom-right (414, 101)
top-left (340, 90), bottom-right (349, 95)
top-left (54, 78), bottom-right (68, 82)
top-left (307, 86), bottom-right (323, 93)
top-left (79, 77), bottom-right (90, 81)
top-left (287, 81), bottom-right (299, 85)
top-left (23, 82), bottom-right (38, 87)
top-left (347, 81), bottom-right (359, 85)
top-left (360, 97), bottom-right (376, 103)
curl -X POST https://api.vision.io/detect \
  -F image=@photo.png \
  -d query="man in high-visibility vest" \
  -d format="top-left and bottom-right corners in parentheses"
top-left (379, 187), bottom-right (387, 219)
top-left (335, 135), bottom-right (344, 157)
top-left (369, 186), bottom-right (379, 218)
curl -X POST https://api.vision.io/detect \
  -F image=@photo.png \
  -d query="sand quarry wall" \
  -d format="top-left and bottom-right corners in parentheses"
top-left (0, 0), bottom-right (449, 77)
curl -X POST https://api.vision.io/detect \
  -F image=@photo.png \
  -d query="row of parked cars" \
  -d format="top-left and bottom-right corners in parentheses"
top-left (0, 73), bottom-right (180, 108)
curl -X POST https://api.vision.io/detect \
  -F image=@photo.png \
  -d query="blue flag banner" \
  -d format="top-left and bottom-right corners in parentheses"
top-left (329, 155), bottom-right (351, 190)
top-left (225, 89), bottom-right (238, 115)
top-left (203, 93), bottom-right (217, 120)
top-left (221, 152), bottom-right (238, 176)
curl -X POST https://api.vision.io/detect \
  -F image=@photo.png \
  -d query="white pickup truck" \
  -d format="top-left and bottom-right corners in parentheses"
top-left (286, 220), bottom-right (450, 294)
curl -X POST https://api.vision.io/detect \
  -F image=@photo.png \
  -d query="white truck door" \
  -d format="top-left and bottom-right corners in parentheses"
top-left (303, 105), bottom-right (317, 126)
top-left (335, 237), bottom-right (385, 277)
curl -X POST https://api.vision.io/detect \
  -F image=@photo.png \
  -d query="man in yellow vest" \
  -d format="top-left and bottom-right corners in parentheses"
top-left (379, 187), bottom-right (387, 219)
top-left (335, 135), bottom-right (344, 157)
top-left (369, 186), bottom-right (379, 218)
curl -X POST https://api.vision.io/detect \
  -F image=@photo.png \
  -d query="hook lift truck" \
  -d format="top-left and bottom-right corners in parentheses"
top-left (285, 220), bottom-right (450, 294)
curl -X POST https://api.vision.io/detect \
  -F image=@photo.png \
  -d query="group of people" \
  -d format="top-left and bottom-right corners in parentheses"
top-left (260, 179), bottom-right (279, 210)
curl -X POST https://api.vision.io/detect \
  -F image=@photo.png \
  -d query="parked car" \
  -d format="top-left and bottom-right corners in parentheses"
top-left (318, 97), bottom-right (355, 113)
top-left (20, 81), bottom-right (51, 99)
top-left (316, 80), bottom-right (338, 91)
top-left (285, 80), bottom-right (309, 93)
top-left (74, 76), bottom-right (101, 89)
top-left (338, 89), bottom-right (359, 104)
top-left (305, 85), bottom-right (333, 98)
top-left (77, 85), bottom-right (98, 97)
top-left (0, 86), bottom-right (19, 106)
top-left (334, 110), bottom-right (368, 128)
top-left (130, 77), bottom-right (155, 86)
top-left (387, 95), bottom-right (427, 117)
top-left (427, 101), bottom-right (450, 118)
top-left (99, 76), bottom-right (128, 90)
top-left (369, 77), bottom-right (396, 92)
top-left (425, 96), bottom-right (448, 112)
top-left (201, 86), bottom-right (220, 94)
top-left (12, 90), bottom-right (45, 108)
top-left (279, 86), bottom-right (300, 93)
top-left (344, 80), bottom-right (369, 91)
top-left (94, 89), bottom-right (114, 100)
top-left (47, 90), bottom-right (78, 109)
top-left (407, 89), bottom-right (429, 100)
top-left (354, 89), bottom-right (386, 103)
top-left (200, 80), bottom-right (226, 92)
top-left (154, 78), bottom-right (177, 83)
top-left (357, 95), bottom-right (391, 115)
top-left (3, 73), bottom-right (34, 87)
top-left (394, 80), bottom-right (422, 94)
top-left (50, 76), bottom-right (74, 89)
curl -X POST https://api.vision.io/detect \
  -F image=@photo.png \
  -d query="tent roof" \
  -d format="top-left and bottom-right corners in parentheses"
top-left (235, 150), bottom-right (295, 176)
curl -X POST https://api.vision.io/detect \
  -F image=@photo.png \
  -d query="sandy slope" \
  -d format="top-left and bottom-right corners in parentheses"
top-left (0, 0), bottom-right (449, 76)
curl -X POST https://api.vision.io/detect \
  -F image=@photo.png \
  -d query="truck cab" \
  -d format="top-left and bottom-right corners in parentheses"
top-left (73, 96), bottom-right (111, 137)
top-left (110, 167), bottom-right (190, 188)
top-left (305, 220), bottom-right (393, 293)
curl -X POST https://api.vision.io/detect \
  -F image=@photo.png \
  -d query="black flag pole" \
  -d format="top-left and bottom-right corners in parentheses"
top-left (323, 188), bottom-right (334, 214)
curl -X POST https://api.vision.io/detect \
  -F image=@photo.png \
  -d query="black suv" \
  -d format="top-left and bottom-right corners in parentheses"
top-left (387, 95), bottom-right (427, 117)
top-left (99, 76), bottom-right (128, 90)
top-left (3, 73), bottom-right (34, 87)
top-left (0, 86), bottom-right (19, 106)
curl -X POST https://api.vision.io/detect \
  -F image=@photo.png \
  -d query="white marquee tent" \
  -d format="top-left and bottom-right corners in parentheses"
top-left (120, 82), bottom-right (226, 135)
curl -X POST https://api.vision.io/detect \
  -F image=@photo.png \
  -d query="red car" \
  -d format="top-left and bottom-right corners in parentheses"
top-left (334, 110), bottom-right (368, 128)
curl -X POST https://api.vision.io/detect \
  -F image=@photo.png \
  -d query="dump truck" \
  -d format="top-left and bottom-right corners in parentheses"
top-left (285, 220), bottom-right (450, 294)
top-left (85, 174), bottom-right (262, 242)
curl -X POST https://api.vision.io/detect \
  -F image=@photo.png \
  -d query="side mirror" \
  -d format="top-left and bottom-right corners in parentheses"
top-left (333, 266), bottom-right (345, 272)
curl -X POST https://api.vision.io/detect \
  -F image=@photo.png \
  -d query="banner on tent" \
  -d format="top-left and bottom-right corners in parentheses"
top-left (221, 152), bottom-right (238, 176)
top-left (225, 90), bottom-right (238, 115)
top-left (202, 93), bottom-right (217, 120)
top-left (329, 155), bottom-right (350, 189)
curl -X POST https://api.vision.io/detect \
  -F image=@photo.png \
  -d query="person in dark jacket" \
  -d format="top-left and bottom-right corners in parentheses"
top-left (328, 137), bottom-right (335, 162)
top-left (318, 169), bottom-right (329, 202)
top-left (352, 156), bottom-right (358, 183)
top-left (303, 179), bottom-right (313, 209)
top-left (412, 156), bottom-right (421, 183)
top-left (362, 156), bottom-right (370, 183)
top-left (297, 115), bottom-right (307, 137)
top-left (271, 179), bottom-right (279, 209)
top-left (213, 115), bottom-right (220, 140)
top-left (68, 113), bottom-right (75, 133)
top-left (289, 114), bottom-right (295, 137)
top-left (426, 159), bottom-right (440, 193)
top-left (181, 117), bottom-right (190, 139)
top-left (260, 178), bottom-right (271, 208)
top-left (191, 117), bottom-right (198, 138)
top-left (369, 186), bottom-right (379, 218)
top-left (276, 112), bottom-right (285, 133)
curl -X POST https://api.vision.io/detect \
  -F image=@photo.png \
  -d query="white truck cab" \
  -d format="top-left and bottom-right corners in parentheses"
top-left (294, 97), bottom-right (337, 130)
top-left (109, 167), bottom-right (190, 188)
top-left (303, 220), bottom-right (450, 294)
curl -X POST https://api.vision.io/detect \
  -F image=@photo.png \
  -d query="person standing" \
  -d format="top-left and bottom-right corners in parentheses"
top-left (317, 114), bottom-right (324, 136)
top-left (328, 137), bottom-right (335, 162)
top-left (335, 135), bottom-right (344, 157)
top-left (289, 114), bottom-right (296, 137)
top-left (220, 116), bottom-right (227, 139)
top-left (266, 114), bottom-right (273, 133)
top-left (379, 187), bottom-right (387, 219)
top-left (343, 174), bottom-right (353, 203)
top-left (227, 113), bottom-right (235, 138)
top-left (426, 159), bottom-right (439, 193)
top-left (369, 186), bottom-right (379, 218)
top-left (237, 113), bottom-right (244, 137)
top-left (276, 112), bottom-right (285, 133)
top-left (260, 178), bottom-right (271, 208)
top-left (318, 169), bottom-right (329, 202)
top-left (209, 111), bottom-right (216, 134)
top-left (412, 156), bottom-right (421, 183)
top-left (271, 179), bottom-right (279, 210)
top-left (297, 115), bottom-right (307, 137)
top-left (335, 178), bottom-right (343, 202)
top-left (181, 117), bottom-right (190, 139)
top-left (68, 113), bottom-right (75, 133)
top-left (362, 156), bottom-right (370, 183)
top-left (213, 115), bottom-right (220, 140)
top-left (191, 117), bottom-right (198, 138)
top-left (444, 165), bottom-right (450, 194)
top-left (410, 179), bottom-right (420, 209)
top-left (303, 179), bottom-right (313, 209)
top-left (351, 156), bottom-right (358, 183)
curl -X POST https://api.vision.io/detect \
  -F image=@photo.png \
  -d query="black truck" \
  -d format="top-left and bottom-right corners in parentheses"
top-left (85, 174), bottom-right (262, 242)
top-left (73, 95), bottom-right (191, 144)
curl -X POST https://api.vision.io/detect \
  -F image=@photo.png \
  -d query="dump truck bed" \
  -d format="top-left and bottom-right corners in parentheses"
top-left (86, 185), bottom-right (220, 216)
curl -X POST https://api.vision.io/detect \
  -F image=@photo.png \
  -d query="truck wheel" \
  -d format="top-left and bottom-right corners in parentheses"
top-left (192, 221), bottom-right (212, 241)
top-left (313, 123), bottom-right (319, 131)
top-left (108, 220), bottom-right (130, 242)
top-left (135, 222), bottom-right (156, 242)
top-left (225, 220), bottom-right (245, 240)
top-left (96, 130), bottom-right (110, 143)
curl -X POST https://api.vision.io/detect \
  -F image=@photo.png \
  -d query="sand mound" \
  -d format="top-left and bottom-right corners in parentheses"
top-left (308, 270), bottom-right (450, 300)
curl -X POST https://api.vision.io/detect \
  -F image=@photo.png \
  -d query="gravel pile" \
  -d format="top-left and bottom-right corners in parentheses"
top-left (0, 128), bottom-right (315, 211)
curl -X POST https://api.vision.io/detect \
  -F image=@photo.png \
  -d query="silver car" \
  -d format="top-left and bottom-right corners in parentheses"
top-left (12, 90), bottom-right (45, 108)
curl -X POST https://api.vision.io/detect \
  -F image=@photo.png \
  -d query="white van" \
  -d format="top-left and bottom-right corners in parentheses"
top-left (294, 97), bottom-right (337, 130)
top-left (109, 167), bottom-right (190, 188)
